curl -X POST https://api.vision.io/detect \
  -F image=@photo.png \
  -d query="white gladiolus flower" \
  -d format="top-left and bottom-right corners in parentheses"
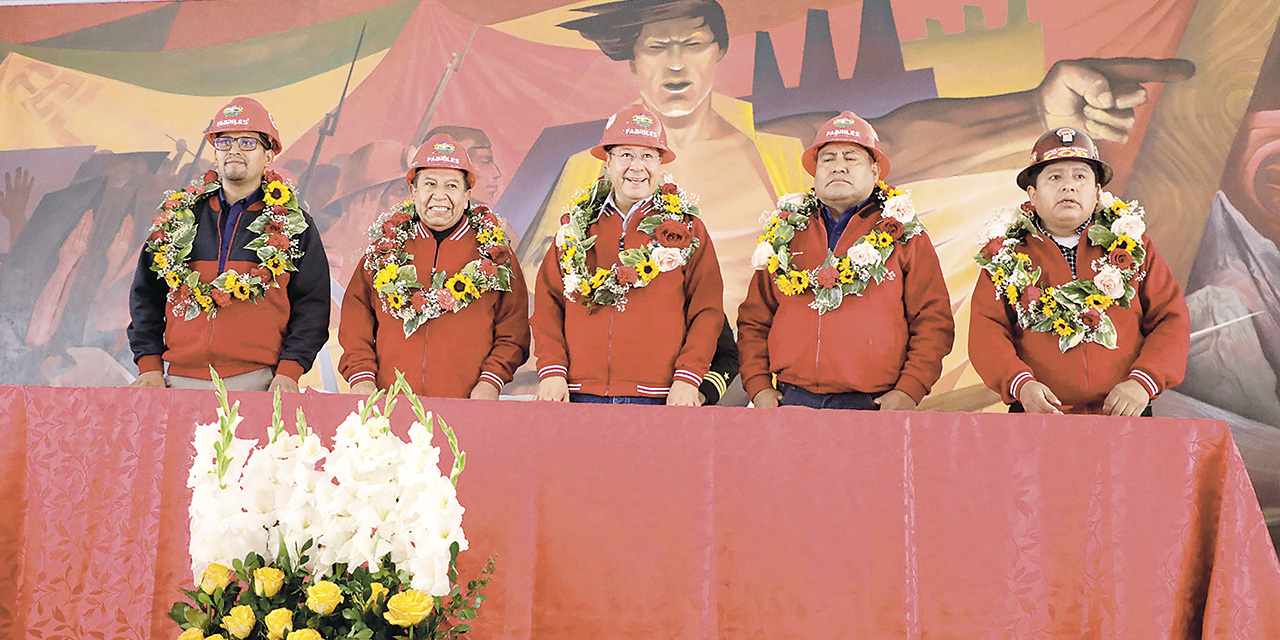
top-left (555, 223), bottom-right (574, 248)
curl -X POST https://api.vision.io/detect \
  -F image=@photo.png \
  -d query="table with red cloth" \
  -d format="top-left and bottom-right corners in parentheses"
top-left (1, 385), bottom-right (1278, 638)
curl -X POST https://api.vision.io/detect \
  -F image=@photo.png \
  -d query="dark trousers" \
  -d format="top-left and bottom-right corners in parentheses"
top-left (1007, 402), bottom-right (1153, 417)
top-left (570, 393), bottom-right (665, 405)
top-left (778, 382), bottom-right (879, 410)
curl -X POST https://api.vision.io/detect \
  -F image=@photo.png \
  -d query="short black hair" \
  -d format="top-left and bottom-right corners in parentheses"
top-left (559, 0), bottom-right (729, 62)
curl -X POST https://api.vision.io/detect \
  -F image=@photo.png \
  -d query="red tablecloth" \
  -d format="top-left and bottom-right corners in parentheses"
top-left (1, 385), bottom-right (1278, 638)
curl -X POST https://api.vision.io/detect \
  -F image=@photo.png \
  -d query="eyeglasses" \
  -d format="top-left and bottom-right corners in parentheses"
top-left (212, 136), bottom-right (265, 151)
top-left (609, 150), bottom-right (662, 167)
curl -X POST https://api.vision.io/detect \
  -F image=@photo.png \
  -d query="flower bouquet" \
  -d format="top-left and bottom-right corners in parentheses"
top-left (170, 371), bottom-right (493, 640)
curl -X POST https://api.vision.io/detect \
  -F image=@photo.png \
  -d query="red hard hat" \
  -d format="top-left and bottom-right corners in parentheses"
top-left (406, 133), bottom-right (475, 187)
top-left (589, 104), bottom-right (675, 163)
top-left (205, 97), bottom-right (283, 152)
top-left (802, 111), bottom-right (891, 178)
top-left (1016, 127), bottom-right (1113, 190)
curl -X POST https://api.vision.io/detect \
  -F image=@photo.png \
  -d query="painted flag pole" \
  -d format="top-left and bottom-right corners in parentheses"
top-left (299, 22), bottom-right (367, 197)
top-left (411, 9), bottom-right (484, 147)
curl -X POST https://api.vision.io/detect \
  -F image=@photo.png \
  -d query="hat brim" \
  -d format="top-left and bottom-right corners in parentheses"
top-left (801, 141), bottom-right (891, 179)
top-left (590, 144), bottom-right (676, 164)
top-left (1016, 157), bottom-right (1113, 190)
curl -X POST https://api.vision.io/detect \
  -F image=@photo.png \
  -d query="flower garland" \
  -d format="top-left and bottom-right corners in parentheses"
top-left (750, 181), bottom-right (924, 314)
top-left (363, 202), bottom-right (516, 337)
top-left (145, 168), bottom-right (308, 320)
top-left (974, 192), bottom-right (1148, 352)
top-left (556, 177), bottom-right (701, 310)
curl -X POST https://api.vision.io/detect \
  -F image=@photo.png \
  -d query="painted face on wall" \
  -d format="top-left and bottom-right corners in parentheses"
top-left (631, 17), bottom-right (725, 119)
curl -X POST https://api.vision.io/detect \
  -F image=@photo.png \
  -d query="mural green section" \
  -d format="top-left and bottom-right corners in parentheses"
top-left (0, 0), bottom-right (417, 96)
top-left (25, 2), bottom-right (180, 52)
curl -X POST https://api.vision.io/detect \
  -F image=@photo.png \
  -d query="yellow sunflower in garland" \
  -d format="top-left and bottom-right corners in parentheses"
top-left (387, 292), bottom-right (403, 309)
top-left (446, 273), bottom-right (480, 301)
top-left (265, 254), bottom-right (287, 276)
top-left (263, 180), bottom-right (292, 206)
top-left (590, 268), bottom-right (611, 289)
top-left (165, 272), bottom-right (182, 288)
top-left (1052, 318), bottom-right (1075, 336)
top-left (1084, 294), bottom-right (1112, 310)
top-left (788, 270), bottom-right (810, 294)
top-left (637, 259), bottom-right (660, 282)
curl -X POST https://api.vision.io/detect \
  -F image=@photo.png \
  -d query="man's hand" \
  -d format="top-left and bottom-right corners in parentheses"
top-left (1017, 380), bottom-right (1063, 414)
top-left (752, 388), bottom-right (782, 408)
top-left (0, 166), bottom-right (34, 238)
top-left (1103, 379), bottom-right (1151, 417)
top-left (130, 370), bottom-right (166, 388)
top-left (535, 377), bottom-right (570, 402)
top-left (666, 380), bottom-right (700, 406)
top-left (874, 389), bottom-right (917, 411)
top-left (268, 375), bottom-right (299, 394)
top-left (470, 381), bottom-right (500, 400)
top-left (1036, 57), bottom-right (1195, 143)
top-left (350, 380), bottom-right (377, 395)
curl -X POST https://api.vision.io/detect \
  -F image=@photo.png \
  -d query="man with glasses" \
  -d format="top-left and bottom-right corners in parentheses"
top-left (531, 104), bottom-right (724, 405)
top-left (737, 111), bottom-right (954, 410)
top-left (127, 97), bottom-right (330, 392)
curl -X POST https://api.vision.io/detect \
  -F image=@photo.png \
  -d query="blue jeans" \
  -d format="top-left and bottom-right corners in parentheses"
top-left (570, 393), bottom-right (665, 405)
top-left (778, 383), bottom-right (879, 410)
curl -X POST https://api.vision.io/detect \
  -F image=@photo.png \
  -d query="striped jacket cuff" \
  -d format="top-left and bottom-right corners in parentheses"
top-left (1009, 371), bottom-right (1035, 400)
top-left (479, 370), bottom-right (505, 390)
top-left (1128, 369), bottom-right (1160, 398)
top-left (347, 371), bottom-right (376, 385)
top-left (703, 371), bottom-right (729, 398)
top-left (538, 365), bottom-right (568, 380)
top-left (673, 369), bottom-right (704, 387)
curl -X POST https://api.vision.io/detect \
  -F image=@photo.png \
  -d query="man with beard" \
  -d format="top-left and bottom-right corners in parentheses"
top-left (969, 128), bottom-right (1189, 415)
top-left (737, 112), bottom-right (954, 410)
top-left (128, 97), bottom-right (330, 392)
top-left (532, 104), bottom-right (723, 405)
top-left (339, 134), bottom-right (529, 398)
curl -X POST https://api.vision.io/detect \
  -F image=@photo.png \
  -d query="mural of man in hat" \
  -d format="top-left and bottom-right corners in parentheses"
top-left (127, 97), bottom-right (331, 392)
top-left (339, 133), bottom-right (530, 398)
top-left (969, 127), bottom-right (1190, 415)
top-left (737, 111), bottom-right (954, 410)
top-left (531, 104), bottom-right (724, 405)
top-left (519, 0), bottom-right (1192, 323)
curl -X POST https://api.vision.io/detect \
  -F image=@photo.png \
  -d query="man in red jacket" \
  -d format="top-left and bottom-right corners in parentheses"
top-left (338, 134), bottom-right (529, 398)
top-left (531, 104), bottom-right (724, 405)
top-left (737, 111), bottom-right (954, 410)
top-left (128, 97), bottom-right (330, 392)
top-left (968, 127), bottom-right (1190, 415)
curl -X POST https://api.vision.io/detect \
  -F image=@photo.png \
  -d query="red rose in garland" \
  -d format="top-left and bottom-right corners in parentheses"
top-left (654, 219), bottom-right (692, 249)
top-left (486, 244), bottom-right (513, 265)
top-left (1020, 285), bottom-right (1042, 306)
top-left (212, 288), bottom-right (233, 308)
top-left (411, 290), bottom-right (430, 312)
top-left (264, 219), bottom-right (285, 235)
top-left (266, 234), bottom-right (290, 251)
top-left (1080, 307), bottom-right (1102, 329)
top-left (876, 217), bottom-right (904, 241)
top-left (203, 170), bottom-right (219, 184)
top-left (478, 259), bottom-right (498, 277)
top-left (1108, 248), bottom-right (1135, 269)
top-left (660, 182), bottom-right (678, 195)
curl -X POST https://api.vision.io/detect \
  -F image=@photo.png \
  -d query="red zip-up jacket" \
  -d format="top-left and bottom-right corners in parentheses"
top-left (968, 226), bottom-right (1190, 413)
top-left (531, 197), bottom-right (724, 397)
top-left (128, 193), bottom-right (330, 381)
top-left (736, 202), bottom-right (954, 402)
top-left (338, 219), bottom-right (530, 397)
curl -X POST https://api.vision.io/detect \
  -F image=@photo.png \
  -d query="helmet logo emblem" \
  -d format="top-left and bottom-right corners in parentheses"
top-left (631, 114), bottom-right (654, 127)
top-left (223, 105), bottom-right (243, 117)
top-left (434, 142), bottom-right (454, 154)
top-left (1056, 128), bottom-right (1075, 144)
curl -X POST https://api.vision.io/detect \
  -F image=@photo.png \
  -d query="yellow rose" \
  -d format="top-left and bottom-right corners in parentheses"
top-left (254, 567), bottom-right (285, 598)
top-left (177, 628), bottom-right (204, 640)
top-left (385, 589), bottom-right (434, 627)
top-left (306, 580), bottom-right (343, 616)
top-left (365, 582), bottom-right (389, 612)
top-left (286, 630), bottom-right (322, 640)
top-left (222, 605), bottom-right (256, 640)
top-left (199, 563), bottom-right (235, 594)
top-left (264, 608), bottom-right (293, 640)
top-left (206, 635), bottom-right (226, 640)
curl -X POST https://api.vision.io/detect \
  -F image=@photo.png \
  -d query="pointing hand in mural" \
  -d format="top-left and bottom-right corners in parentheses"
top-left (1037, 57), bottom-right (1197, 143)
